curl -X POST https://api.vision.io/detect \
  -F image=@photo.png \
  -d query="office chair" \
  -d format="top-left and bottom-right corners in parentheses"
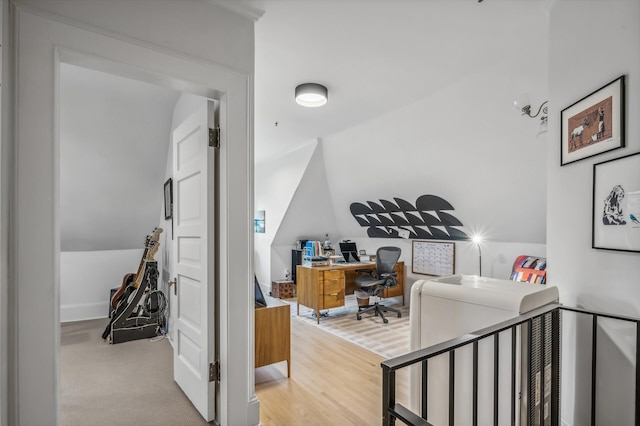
top-left (355, 246), bottom-right (402, 324)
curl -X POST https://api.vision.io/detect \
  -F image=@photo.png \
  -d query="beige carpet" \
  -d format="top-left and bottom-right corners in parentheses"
top-left (60, 319), bottom-right (209, 426)
top-left (61, 298), bottom-right (409, 424)
top-left (289, 294), bottom-right (410, 359)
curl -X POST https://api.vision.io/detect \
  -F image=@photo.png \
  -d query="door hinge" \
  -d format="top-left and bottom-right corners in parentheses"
top-left (209, 127), bottom-right (220, 149)
top-left (209, 360), bottom-right (220, 382)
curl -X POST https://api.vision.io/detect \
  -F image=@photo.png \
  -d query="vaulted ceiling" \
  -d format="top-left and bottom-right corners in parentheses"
top-left (248, 0), bottom-right (550, 164)
top-left (59, 0), bottom-right (549, 251)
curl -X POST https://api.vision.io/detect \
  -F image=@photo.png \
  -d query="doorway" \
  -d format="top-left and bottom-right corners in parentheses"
top-left (58, 61), bottom-right (180, 421)
top-left (12, 9), bottom-right (255, 424)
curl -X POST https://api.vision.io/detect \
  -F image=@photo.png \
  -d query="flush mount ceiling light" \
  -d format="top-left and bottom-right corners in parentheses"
top-left (295, 83), bottom-right (328, 107)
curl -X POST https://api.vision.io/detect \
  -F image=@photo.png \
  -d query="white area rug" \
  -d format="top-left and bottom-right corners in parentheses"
top-left (287, 294), bottom-right (410, 359)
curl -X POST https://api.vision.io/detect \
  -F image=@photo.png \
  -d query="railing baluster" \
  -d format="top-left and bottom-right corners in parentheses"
top-left (527, 319), bottom-right (534, 426)
top-left (494, 333), bottom-right (499, 426)
top-left (634, 321), bottom-right (640, 426)
top-left (422, 359), bottom-right (428, 420)
top-left (551, 309), bottom-right (561, 426)
top-left (449, 350), bottom-right (455, 426)
top-left (592, 315), bottom-right (598, 426)
top-left (473, 341), bottom-right (478, 426)
top-left (538, 315), bottom-right (547, 426)
top-left (382, 364), bottom-right (396, 426)
top-left (512, 326), bottom-right (517, 426)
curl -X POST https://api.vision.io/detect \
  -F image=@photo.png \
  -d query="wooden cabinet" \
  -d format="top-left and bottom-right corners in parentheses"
top-left (383, 263), bottom-right (404, 299)
top-left (255, 296), bottom-right (291, 376)
top-left (297, 267), bottom-right (346, 320)
top-left (322, 269), bottom-right (345, 309)
top-left (296, 262), bottom-right (404, 323)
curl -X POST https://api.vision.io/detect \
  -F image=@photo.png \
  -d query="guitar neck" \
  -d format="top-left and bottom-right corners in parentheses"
top-left (135, 246), bottom-right (150, 277)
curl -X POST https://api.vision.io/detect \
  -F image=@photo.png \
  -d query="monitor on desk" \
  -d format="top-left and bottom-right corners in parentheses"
top-left (339, 241), bottom-right (360, 263)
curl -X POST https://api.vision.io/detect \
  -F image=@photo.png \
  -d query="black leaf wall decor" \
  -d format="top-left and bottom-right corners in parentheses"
top-left (349, 195), bottom-right (469, 240)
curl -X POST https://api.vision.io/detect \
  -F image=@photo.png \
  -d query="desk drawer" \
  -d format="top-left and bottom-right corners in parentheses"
top-left (323, 269), bottom-right (343, 280)
top-left (323, 275), bottom-right (344, 294)
top-left (323, 291), bottom-right (344, 309)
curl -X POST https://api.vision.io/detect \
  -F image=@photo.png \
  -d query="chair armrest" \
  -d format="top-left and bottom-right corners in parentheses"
top-left (379, 272), bottom-right (397, 279)
top-left (355, 269), bottom-right (374, 275)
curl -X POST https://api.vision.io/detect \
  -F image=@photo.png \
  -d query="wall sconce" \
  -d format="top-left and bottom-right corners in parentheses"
top-left (295, 83), bottom-right (328, 107)
top-left (513, 93), bottom-right (548, 124)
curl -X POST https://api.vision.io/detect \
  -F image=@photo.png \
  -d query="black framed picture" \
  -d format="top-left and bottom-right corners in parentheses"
top-left (561, 75), bottom-right (625, 166)
top-left (592, 152), bottom-right (640, 252)
top-left (164, 178), bottom-right (173, 220)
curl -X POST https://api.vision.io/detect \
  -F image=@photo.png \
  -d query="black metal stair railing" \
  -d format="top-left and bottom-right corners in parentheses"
top-left (381, 303), bottom-right (640, 426)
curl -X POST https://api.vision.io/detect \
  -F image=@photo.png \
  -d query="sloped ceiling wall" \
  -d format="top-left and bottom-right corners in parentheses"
top-left (324, 57), bottom-right (548, 245)
top-left (59, 63), bottom-right (180, 251)
top-left (272, 143), bottom-right (339, 247)
top-left (268, 143), bottom-right (341, 280)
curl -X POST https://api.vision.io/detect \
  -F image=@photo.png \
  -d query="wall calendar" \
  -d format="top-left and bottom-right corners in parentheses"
top-left (411, 240), bottom-right (455, 276)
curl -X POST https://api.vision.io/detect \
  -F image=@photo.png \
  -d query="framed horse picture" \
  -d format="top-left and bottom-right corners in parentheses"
top-left (561, 75), bottom-right (625, 166)
top-left (592, 152), bottom-right (640, 253)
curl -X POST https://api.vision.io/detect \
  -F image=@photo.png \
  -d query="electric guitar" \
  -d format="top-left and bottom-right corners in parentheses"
top-left (110, 227), bottom-right (163, 310)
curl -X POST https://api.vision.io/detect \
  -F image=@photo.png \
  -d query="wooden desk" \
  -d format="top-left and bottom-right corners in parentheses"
top-left (255, 296), bottom-right (291, 376)
top-left (296, 262), bottom-right (405, 323)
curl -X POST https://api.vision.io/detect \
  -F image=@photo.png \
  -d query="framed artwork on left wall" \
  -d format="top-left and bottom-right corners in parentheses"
top-left (164, 178), bottom-right (173, 220)
top-left (592, 152), bottom-right (640, 253)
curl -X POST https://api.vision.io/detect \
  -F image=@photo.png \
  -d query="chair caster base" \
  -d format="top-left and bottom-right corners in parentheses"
top-left (356, 315), bottom-right (362, 320)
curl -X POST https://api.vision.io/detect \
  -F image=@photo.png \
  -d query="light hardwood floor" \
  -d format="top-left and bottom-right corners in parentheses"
top-left (255, 317), bottom-right (409, 425)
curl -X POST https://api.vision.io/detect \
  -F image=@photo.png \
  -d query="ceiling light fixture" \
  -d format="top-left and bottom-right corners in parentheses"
top-left (295, 83), bottom-right (328, 107)
top-left (513, 93), bottom-right (548, 124)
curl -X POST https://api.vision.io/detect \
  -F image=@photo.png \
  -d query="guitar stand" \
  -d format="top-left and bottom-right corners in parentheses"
top-left (109, 260), bottom-right (161, 344)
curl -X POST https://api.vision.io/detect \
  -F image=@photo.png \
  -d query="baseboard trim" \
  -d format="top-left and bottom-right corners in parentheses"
top-left (60, 302), bottom-right (108, 323)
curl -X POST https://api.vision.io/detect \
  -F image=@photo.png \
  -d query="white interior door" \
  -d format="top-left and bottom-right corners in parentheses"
top-left (172, 102), bottom-right (216, 421)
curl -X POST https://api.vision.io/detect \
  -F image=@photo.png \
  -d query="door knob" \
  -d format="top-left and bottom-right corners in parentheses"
top-left (168, 278), bottom-right (177, 296)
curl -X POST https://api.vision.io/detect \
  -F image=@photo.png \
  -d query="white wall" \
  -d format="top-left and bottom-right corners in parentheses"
top-left (254, 140), bottom-right (318, 287)
top-left (323, 60), bottom-right (548, 247)
top-left (547, 1), bottom-right (640, 425)
top-left (270, 143), bottom-right (342, 286)
top-left (59, 249), bottom-right (142, 322)
top-left (58, 63), bottom-right (178, 323)
top-left (59, 63), bottom-right (178, 251)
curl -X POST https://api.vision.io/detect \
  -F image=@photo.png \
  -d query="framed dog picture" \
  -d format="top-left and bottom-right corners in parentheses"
top-left (592, 152), bottom-right (640, 252)
top-left (561, 76), bottom-right (625, 166)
